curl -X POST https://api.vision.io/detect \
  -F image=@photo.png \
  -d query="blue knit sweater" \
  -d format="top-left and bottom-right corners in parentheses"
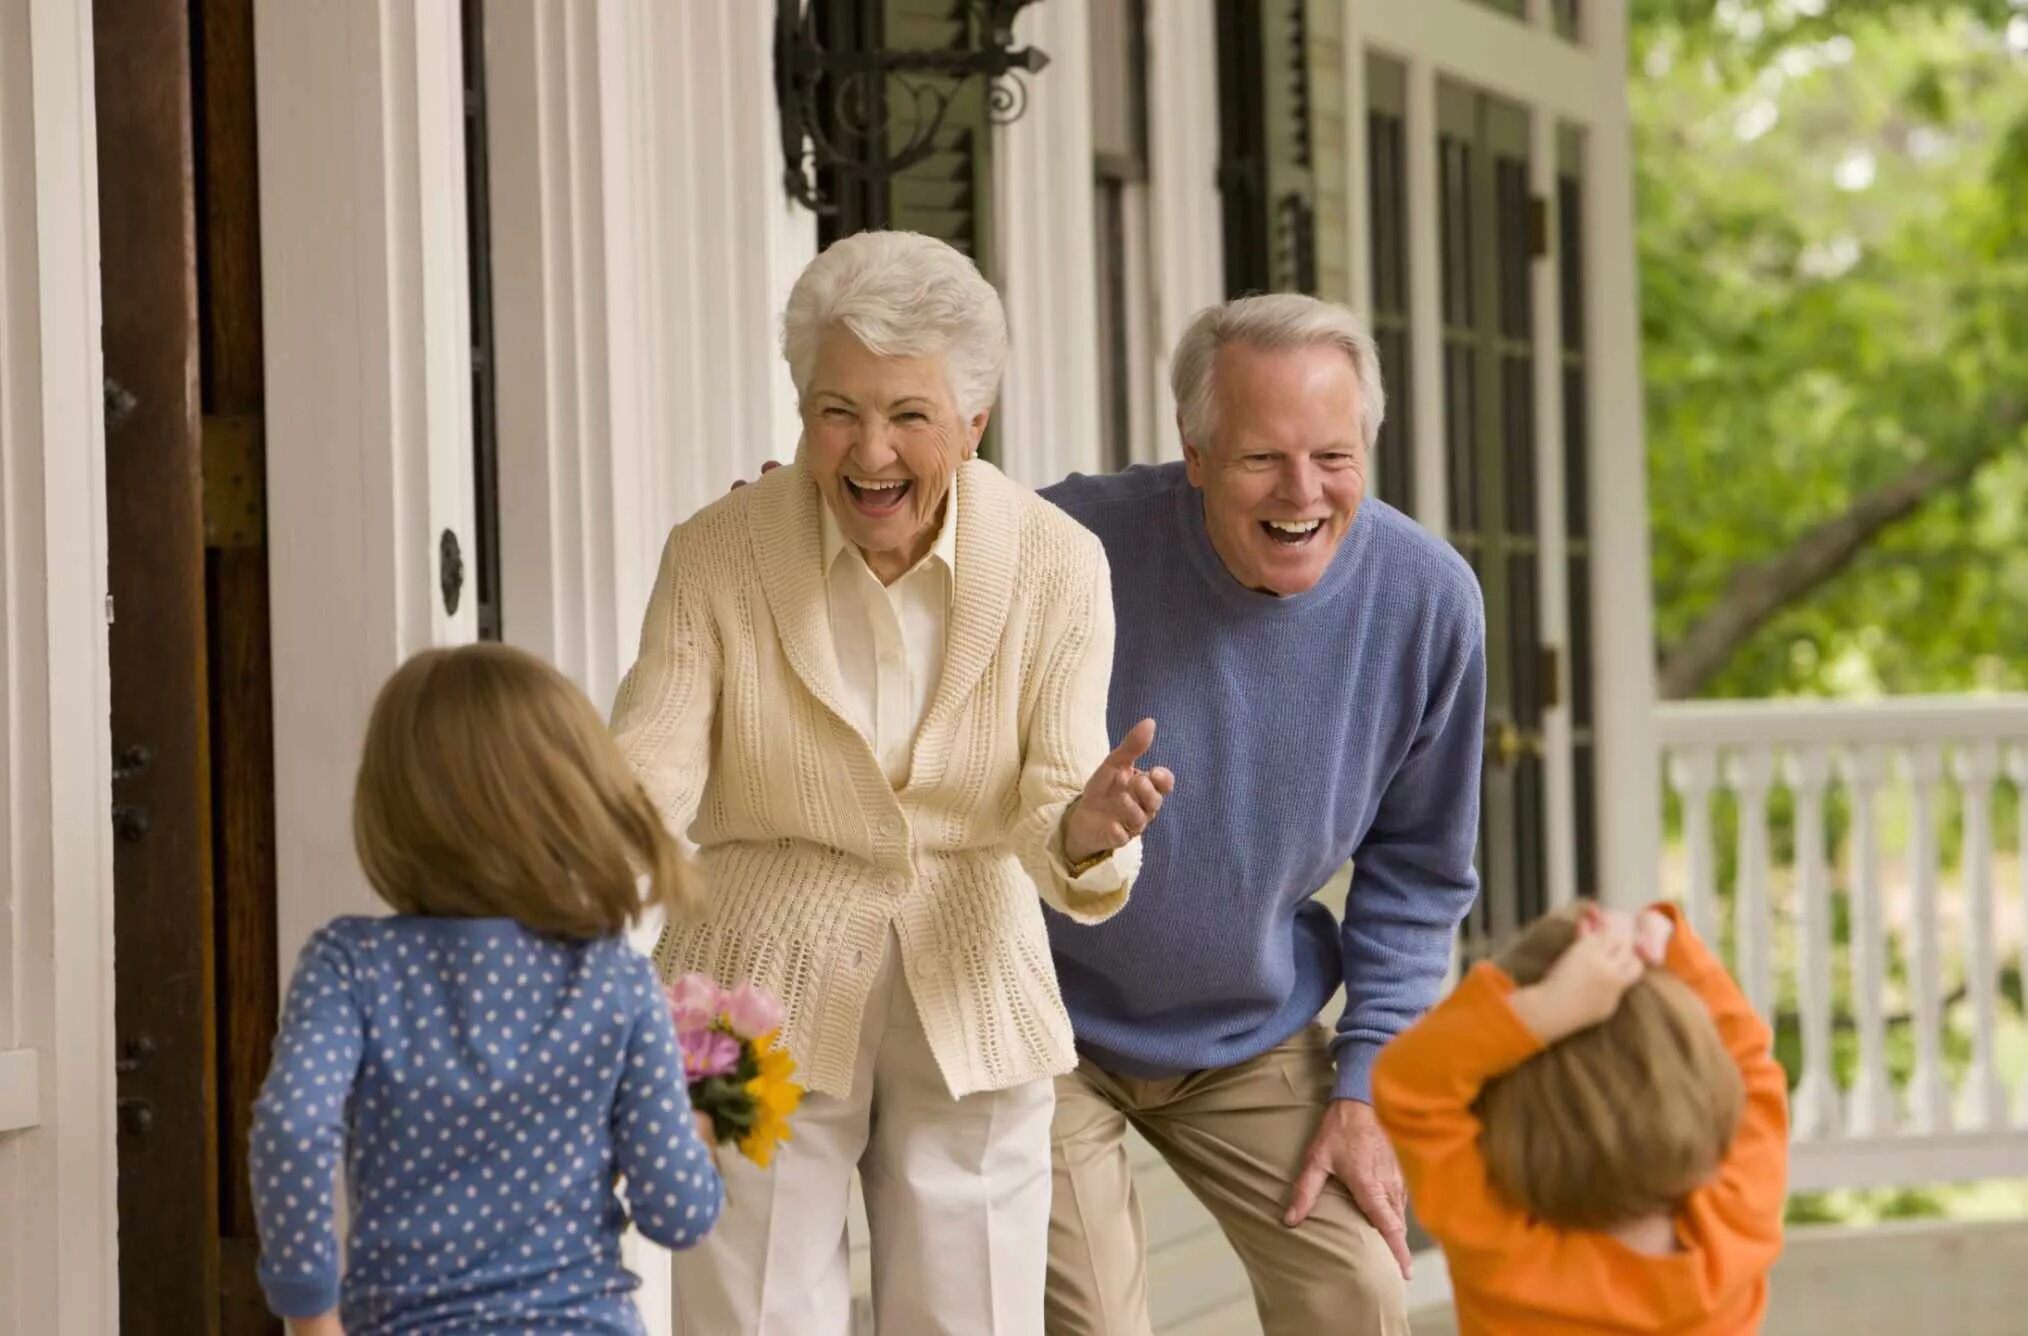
top-left (1040, 463), bottom-right (1485, 1101)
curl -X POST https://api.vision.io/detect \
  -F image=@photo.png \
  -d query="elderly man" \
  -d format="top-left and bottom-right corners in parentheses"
top-left (1036, 293), bottom-right (1485, 1336)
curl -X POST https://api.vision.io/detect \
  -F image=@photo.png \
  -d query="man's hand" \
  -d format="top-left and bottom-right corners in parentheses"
top-left (728, 460), bottom-right (784, 491)
top-left (1062, 718), bottom-right (1174, 864)
top-left (1284, 1097), bottom-right (1412, 1279)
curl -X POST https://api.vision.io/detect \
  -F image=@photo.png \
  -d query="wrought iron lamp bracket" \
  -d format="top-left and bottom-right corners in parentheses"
top-left (774, 0), bottom-right (1050, 215)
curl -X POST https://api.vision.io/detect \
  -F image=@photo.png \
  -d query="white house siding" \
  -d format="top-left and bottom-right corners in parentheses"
top-left (0, 2), bottom-right (1645, 1333)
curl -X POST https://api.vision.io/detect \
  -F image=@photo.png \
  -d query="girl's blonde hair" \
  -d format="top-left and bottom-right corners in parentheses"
top-left (353, 644), bottom-right (695, 938)
top-left (1477, 905), bottom-right (1744, 1230)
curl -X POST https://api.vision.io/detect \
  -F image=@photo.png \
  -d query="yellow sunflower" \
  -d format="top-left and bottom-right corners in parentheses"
top-left (738, 1030), bottom-right (805, 1169)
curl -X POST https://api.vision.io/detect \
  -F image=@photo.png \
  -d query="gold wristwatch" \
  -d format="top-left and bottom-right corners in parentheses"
top-left (1062, 798), bottom-right (1115, 877)
top-left (1065, 845), bottom-right (1115, 877)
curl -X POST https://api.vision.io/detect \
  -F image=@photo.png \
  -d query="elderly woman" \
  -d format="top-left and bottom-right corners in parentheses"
top-left (611, 230), bottom-right (1171, 1335)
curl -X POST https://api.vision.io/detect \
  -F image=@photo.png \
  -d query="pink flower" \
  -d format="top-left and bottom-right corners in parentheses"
top-left (678, 1027), bottom-right (742, 1080)
top-left (666, 974), bottom-right (726, 1033)
top-left (720, 981), bottom-right (784, 1039)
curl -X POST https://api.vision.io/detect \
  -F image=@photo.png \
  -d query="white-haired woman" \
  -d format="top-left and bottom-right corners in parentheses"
top-left (611, 230), bottom-right (1173, 1335)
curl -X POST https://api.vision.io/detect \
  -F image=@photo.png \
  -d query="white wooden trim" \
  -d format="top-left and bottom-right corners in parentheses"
top-left (1653, 695), bottom-right (2028, 747)
top-left (1142, 0), bottom-right (1222, 465)
top-left (257, 0), bottom-right (480, 969)
top-left (1572, 0), bottom-right (1657, 910)
top-left (1791, 1134), bottom-right (2028, 1193)
top-left (1358, 0), bottom-right (1606, 124)
top-left (0, 1049), bottom-right (40, 1133)
top-left (1402, 58), bottom-right (1447, 537)
top-left (1531, 114), bottom-right (1576, 908)
top-left (0, 0), bottom-right (120, 1326)
top-left (996, 0), bottom-right (1104, 487)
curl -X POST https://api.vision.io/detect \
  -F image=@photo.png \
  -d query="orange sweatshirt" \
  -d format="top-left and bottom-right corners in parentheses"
top-left (1372, 905), bottom-right (1788, 1335)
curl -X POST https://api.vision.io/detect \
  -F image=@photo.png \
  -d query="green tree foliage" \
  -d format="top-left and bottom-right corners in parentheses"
top-left (1633, 0), bottom-right (2028, 700)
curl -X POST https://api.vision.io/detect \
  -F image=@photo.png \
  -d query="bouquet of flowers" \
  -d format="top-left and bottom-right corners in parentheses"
top-left (665, 974), bottom-right (805, 1168)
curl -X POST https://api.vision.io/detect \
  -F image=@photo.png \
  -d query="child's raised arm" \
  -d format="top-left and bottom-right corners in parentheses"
top-left (1370, 963), bottom-right (1545, 1257)
top-left (1655, 904), bottom-right (1790, 1246)
top-left (250, 926), bottom-right (366, 1323)
top-left (613, 958), bottom-right (725, 1250)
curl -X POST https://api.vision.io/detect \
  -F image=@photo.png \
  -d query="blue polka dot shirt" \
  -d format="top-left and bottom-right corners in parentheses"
top-left (249, 916), bottom-right (723, 1332)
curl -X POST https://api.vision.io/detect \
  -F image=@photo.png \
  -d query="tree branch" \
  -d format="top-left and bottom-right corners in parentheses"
top-left (1655, 396), bottom-right (2028, 700)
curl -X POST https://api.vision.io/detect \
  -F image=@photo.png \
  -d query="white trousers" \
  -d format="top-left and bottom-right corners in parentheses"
top-left (671, 931), bottom-right (1055, 1335)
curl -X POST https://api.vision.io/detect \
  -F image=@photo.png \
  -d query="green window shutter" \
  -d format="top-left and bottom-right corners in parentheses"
top-left (882, 0), bottom-right (996, 274)
top-left (1219, 1), bottom-right (1347, 302)
top-left (1303, 0), bottom-right (1350, 305)
top-left (1258, 0), bottom-right (1315, 293)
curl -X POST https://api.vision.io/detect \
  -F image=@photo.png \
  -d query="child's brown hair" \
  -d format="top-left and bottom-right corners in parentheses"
top-left (353, 643), bottom-right (696, 938)
top-left (1476, 905), bottom-right (1744, 1230)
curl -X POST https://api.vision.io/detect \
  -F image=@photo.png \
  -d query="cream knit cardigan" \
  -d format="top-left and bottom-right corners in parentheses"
top-left (612, 460), bottom-right (1133, 1100)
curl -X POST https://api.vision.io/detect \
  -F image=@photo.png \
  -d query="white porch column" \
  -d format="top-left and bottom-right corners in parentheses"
top-left (255, 0), bottom-right (479, 964)
top-left (0, 0), bottom-right (120, 1330)
top-left (487, 0), bottom-right (814, 713)
top-left (995, 0), bottom-right (1104, 486)
top-left (1579, 0), bottom-right (1660, 907)
top-left (632, 1), bottom-right (813, 655)
top-left (1143, 0), bottom-right (1223, 463)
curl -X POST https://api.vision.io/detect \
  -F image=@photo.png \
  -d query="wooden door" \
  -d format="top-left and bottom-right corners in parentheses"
top-left (195, 0), bottom-right (283, 1328)
top-left (1437, 79), bottom-right (1549, 950)
top-left (95, 1), bottom-right (219, 1330)
top-left (98, 1), bottom-right (282, 1329)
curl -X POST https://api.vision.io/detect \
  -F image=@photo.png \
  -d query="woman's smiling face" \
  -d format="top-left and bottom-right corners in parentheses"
top-left (802, 327), bottom-right (986, 583)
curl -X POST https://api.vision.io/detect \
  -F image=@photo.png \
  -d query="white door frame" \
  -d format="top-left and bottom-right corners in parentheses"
top-left (1336, 0), bottom-right (1656, 910)
top-left (0, 0), bottom-right (121, 1329)
top-left (254, 0), bottom-right (479, 969)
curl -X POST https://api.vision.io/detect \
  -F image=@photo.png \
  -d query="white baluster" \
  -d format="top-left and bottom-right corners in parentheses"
top-left (1900, 744), bottom-right (1951, 1133)
top-left (1785, 748), bottom-right (1840, 1139)
top-left (1953, 742), bottom-right (2007, 1130)
top-left (1727, 749), bottom-right (1776, 1020)
top-left (2007, 745), bottom-right (2028, 1129)
top-left (1838, 746), bottom-right (1896, 1137)
top-left (1668, 750), bottom-right (1721, 946)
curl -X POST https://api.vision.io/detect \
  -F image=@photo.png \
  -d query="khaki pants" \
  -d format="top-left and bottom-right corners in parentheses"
top-left (673, 931), bottom-right (1055, 1336)
top-left (1045, 1023), bottom-right (1408, 1336)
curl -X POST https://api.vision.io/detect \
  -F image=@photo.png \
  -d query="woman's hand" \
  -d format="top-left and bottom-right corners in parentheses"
top-left (1507, 914), bottom-right (1645, 1044)
top-left (1062, 718), bottom-right (1175, 864)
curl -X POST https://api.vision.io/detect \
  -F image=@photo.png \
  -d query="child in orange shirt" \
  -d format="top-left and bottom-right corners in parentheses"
top-left (1372, 903), bottom-right (1788, 1334)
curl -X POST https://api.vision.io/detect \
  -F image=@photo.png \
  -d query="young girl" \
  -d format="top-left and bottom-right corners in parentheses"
top-left (1372, 903), bottom-right (1788, 1334)
top-left (250, 644), bottom-right (724, 1335)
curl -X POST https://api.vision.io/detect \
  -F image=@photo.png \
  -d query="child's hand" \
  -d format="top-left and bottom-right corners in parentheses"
top-left (1584, 904), bottom-right (1673, 965)
top-left (1508, 917), bottom-right (1645, 1043)
top-left (1634, 908), bottom-right (1674, 966)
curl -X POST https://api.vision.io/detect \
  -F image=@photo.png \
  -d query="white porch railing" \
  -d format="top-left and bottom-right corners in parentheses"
top-left (1657, 695), bottom-right (2028, 1192)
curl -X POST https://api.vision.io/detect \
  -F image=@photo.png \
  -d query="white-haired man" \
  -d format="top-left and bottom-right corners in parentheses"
top-left (1037, 293), bottom-right (1486, 1336)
